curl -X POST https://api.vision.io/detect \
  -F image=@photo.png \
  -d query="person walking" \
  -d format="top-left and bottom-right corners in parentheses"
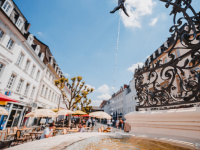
top-left (87, 117), bottom-right (91, 127)
top-left (116, 119), bottom-right (119, 129)
top-left (92, 118), bottom-right (95, 127)
top-left (119, 119), bottom-right (123, 130)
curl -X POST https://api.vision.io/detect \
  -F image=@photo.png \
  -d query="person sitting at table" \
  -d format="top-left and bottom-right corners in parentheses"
top-left (78, 124), bottom-right (86, 132)
top-left (40, 123), bottom-right (55, 139)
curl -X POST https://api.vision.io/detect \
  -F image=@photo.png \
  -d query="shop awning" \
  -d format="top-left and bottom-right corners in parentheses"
top-left (0, 94), bottom-right (19, 103)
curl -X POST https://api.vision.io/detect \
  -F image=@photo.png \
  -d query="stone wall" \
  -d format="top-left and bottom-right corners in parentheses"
top-left (125, 107), bottom-right (200, 141)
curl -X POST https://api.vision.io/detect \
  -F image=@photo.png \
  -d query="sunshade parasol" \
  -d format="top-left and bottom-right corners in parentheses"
top-left (89, 111), bottom-right (111, 119)
top-left (25, 109), bottom-right (58, 117)
top-left (0, 94), bottom-right (19, 103)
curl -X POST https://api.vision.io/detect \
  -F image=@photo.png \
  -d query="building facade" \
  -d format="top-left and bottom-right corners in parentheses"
top-left (102, 78), bottom-right (137, 119)
top-left (0, 0), bottom-right (70, 129)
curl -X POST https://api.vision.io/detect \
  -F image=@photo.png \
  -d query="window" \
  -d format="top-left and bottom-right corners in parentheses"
top-left (7, 74), bottom-right (16, 89)
top-left (54, 94), bottom-right (57, 103)
top-left (24, 83), bottom-right (30, 96)
top-left (16, 53), bottom-right (24, 66)
top-left (49, 73), bottom-right (51, 79)
top-left (52, 92), bottom-right (54, 102)
top-left (46, 70), bottom-right (49, 77)
top-left (3, 1), bottom-right (11, 13)
top-left (36, 70), bottom-right (40, 80)
top-left (27, 37), bottom-right (32, 44)
top-left (16, 79), bottom-right (24, 93)
top-left (0, 29), bottom-right (4, 40)
top-left (41, 85), bottom-right (45, 96)
top-left (44, 87), bottom-right (48, 98)
top-left (0, 63), bottom-right (4, 75)
top-left (30, 65), bottom-right (36, 76)
top-left (24, 60), bottom-right (30, 72)
top-left (177, 49), bottom-right (180, 57)
top-left (27, 35), bottom-right (33, 45)
top-left (48, 90), bottom-right (51, 100)
top-left (163, 58), bottom-right (167, 64)
top-left (6, 38), bottom-right (14, 50)
top-left (16, 19), bottom-right (22, 27)
top-left (172, 51), bottom-right (177, 59)
top-left (30, 86), bottom-right (36, 98)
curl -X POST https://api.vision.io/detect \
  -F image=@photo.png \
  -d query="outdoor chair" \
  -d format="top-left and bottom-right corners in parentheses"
top-left (14, 130), bottom-right (27, 145)
top-left (13, 127), bottom-right (18, 133)
top-left (0, 140), bottom-right (13, 149)
top-left (101, 126), bottom-right (104, 132)
top-left (36, 126), bottom-right (41, 132)
top-left (98, 128), bottom-right (101, 132)
top-left (62, 129), bottom-right (67, 135)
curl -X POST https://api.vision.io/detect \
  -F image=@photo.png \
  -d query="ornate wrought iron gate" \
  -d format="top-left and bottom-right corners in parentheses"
top-left (134, 0), bottom-right (200, 109)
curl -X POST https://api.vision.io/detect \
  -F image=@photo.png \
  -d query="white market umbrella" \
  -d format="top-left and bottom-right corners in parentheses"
top-left (0, 107), bottom-right (9, 115)
top-left (57, 109), bottom-right (74, 116)
top-left (89, 111), bottom-right (111, 119)
top-left (57, 110), bottom-right (74, 127)
top-left (25, 109), bottom-right (58, 118)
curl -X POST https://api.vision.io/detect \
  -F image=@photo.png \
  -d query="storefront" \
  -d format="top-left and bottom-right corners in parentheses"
top-left (0, 103), bottom-right (31, 130)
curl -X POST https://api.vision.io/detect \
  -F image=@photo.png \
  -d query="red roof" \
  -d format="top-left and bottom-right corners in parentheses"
top-left (0, 94), bottom-right (19, 103)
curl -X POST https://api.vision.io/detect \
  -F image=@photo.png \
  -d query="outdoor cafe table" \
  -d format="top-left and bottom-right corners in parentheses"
top-left (17, 128), bottom-right (33, 131)
top-left (67, 129), bottom-right (79, 133)
top-left (29, 131), bottom-right (43, 140)
top-left (55, 127), bottom-right (67, 130)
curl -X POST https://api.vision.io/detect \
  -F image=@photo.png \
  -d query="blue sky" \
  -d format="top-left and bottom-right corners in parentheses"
top-left (15, 0), bottom-right (200, 106)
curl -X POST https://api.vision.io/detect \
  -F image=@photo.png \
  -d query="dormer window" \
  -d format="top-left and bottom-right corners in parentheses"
top-left (16, 19), bottom-right (22, 27)
top-left (16, 17), bottom-right (24, 30)
top-left (3, 1), bottom-right (10, 13)
top-left (2, 0), bottom-right (13, 16)
top-left (27, 34), bottom-right (33, 45)
top-left (35, 45), bottom-right (40, 55)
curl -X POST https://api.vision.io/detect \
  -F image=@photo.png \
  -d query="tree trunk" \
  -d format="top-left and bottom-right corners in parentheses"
top-left (67, 114), bottom-right (72, 127)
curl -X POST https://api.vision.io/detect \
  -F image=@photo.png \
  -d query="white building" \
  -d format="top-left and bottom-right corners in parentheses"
top-left (102, 78), bottom-right (137, 120)
top-left (0, 0), bottom-right (45, 128)
top-left (0, 0), bottom-right (70, 128)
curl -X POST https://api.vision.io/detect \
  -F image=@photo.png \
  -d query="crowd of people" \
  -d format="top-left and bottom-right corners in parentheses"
top-left (39, 117), bottom-right (127, 140)
top-left (106, 118), bottom-right (125, 130)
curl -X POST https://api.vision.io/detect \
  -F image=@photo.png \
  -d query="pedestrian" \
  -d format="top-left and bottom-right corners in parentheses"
top-left (92, 118), bottom-right (95, 127)
top-left (116, 119), bottom-right (119, 129)
top-left (40, 123), bottom-right (55, 139)
top-left (107, 119), bottom-right (111, 127)
top-left (119, 119), bottom-right (123, 130)
top-left (87, 117), bottom-right (91, 127)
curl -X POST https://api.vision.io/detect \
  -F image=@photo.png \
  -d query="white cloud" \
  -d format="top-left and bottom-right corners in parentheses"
top-left (96, 84), bottom-right (110, 94)
top-left (161, 13), bottom-right (168, 21)
top-left (128, 62), bottom-right (144, 73)
top-left (90, 100), bottom-right (102, 106)
top-left (96, 84), bottom-right (111, 100)
top-left (97, 94), bottom-right (111, 100)
top-left (37, 32), bottom-right (43, 36)
top-left (64, 73), bottom-right (70, 77)
top-left (149, 17), bottom-right (158, 26)
top-left (120, 0), bottom-right (156, 29)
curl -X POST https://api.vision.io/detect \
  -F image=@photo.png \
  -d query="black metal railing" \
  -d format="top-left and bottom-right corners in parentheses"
top-left (134, 0), bottom-right (200, 109)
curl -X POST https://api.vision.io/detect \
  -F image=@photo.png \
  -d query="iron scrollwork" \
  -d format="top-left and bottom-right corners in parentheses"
top-left (135, 0), bottom-right (200, 108)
